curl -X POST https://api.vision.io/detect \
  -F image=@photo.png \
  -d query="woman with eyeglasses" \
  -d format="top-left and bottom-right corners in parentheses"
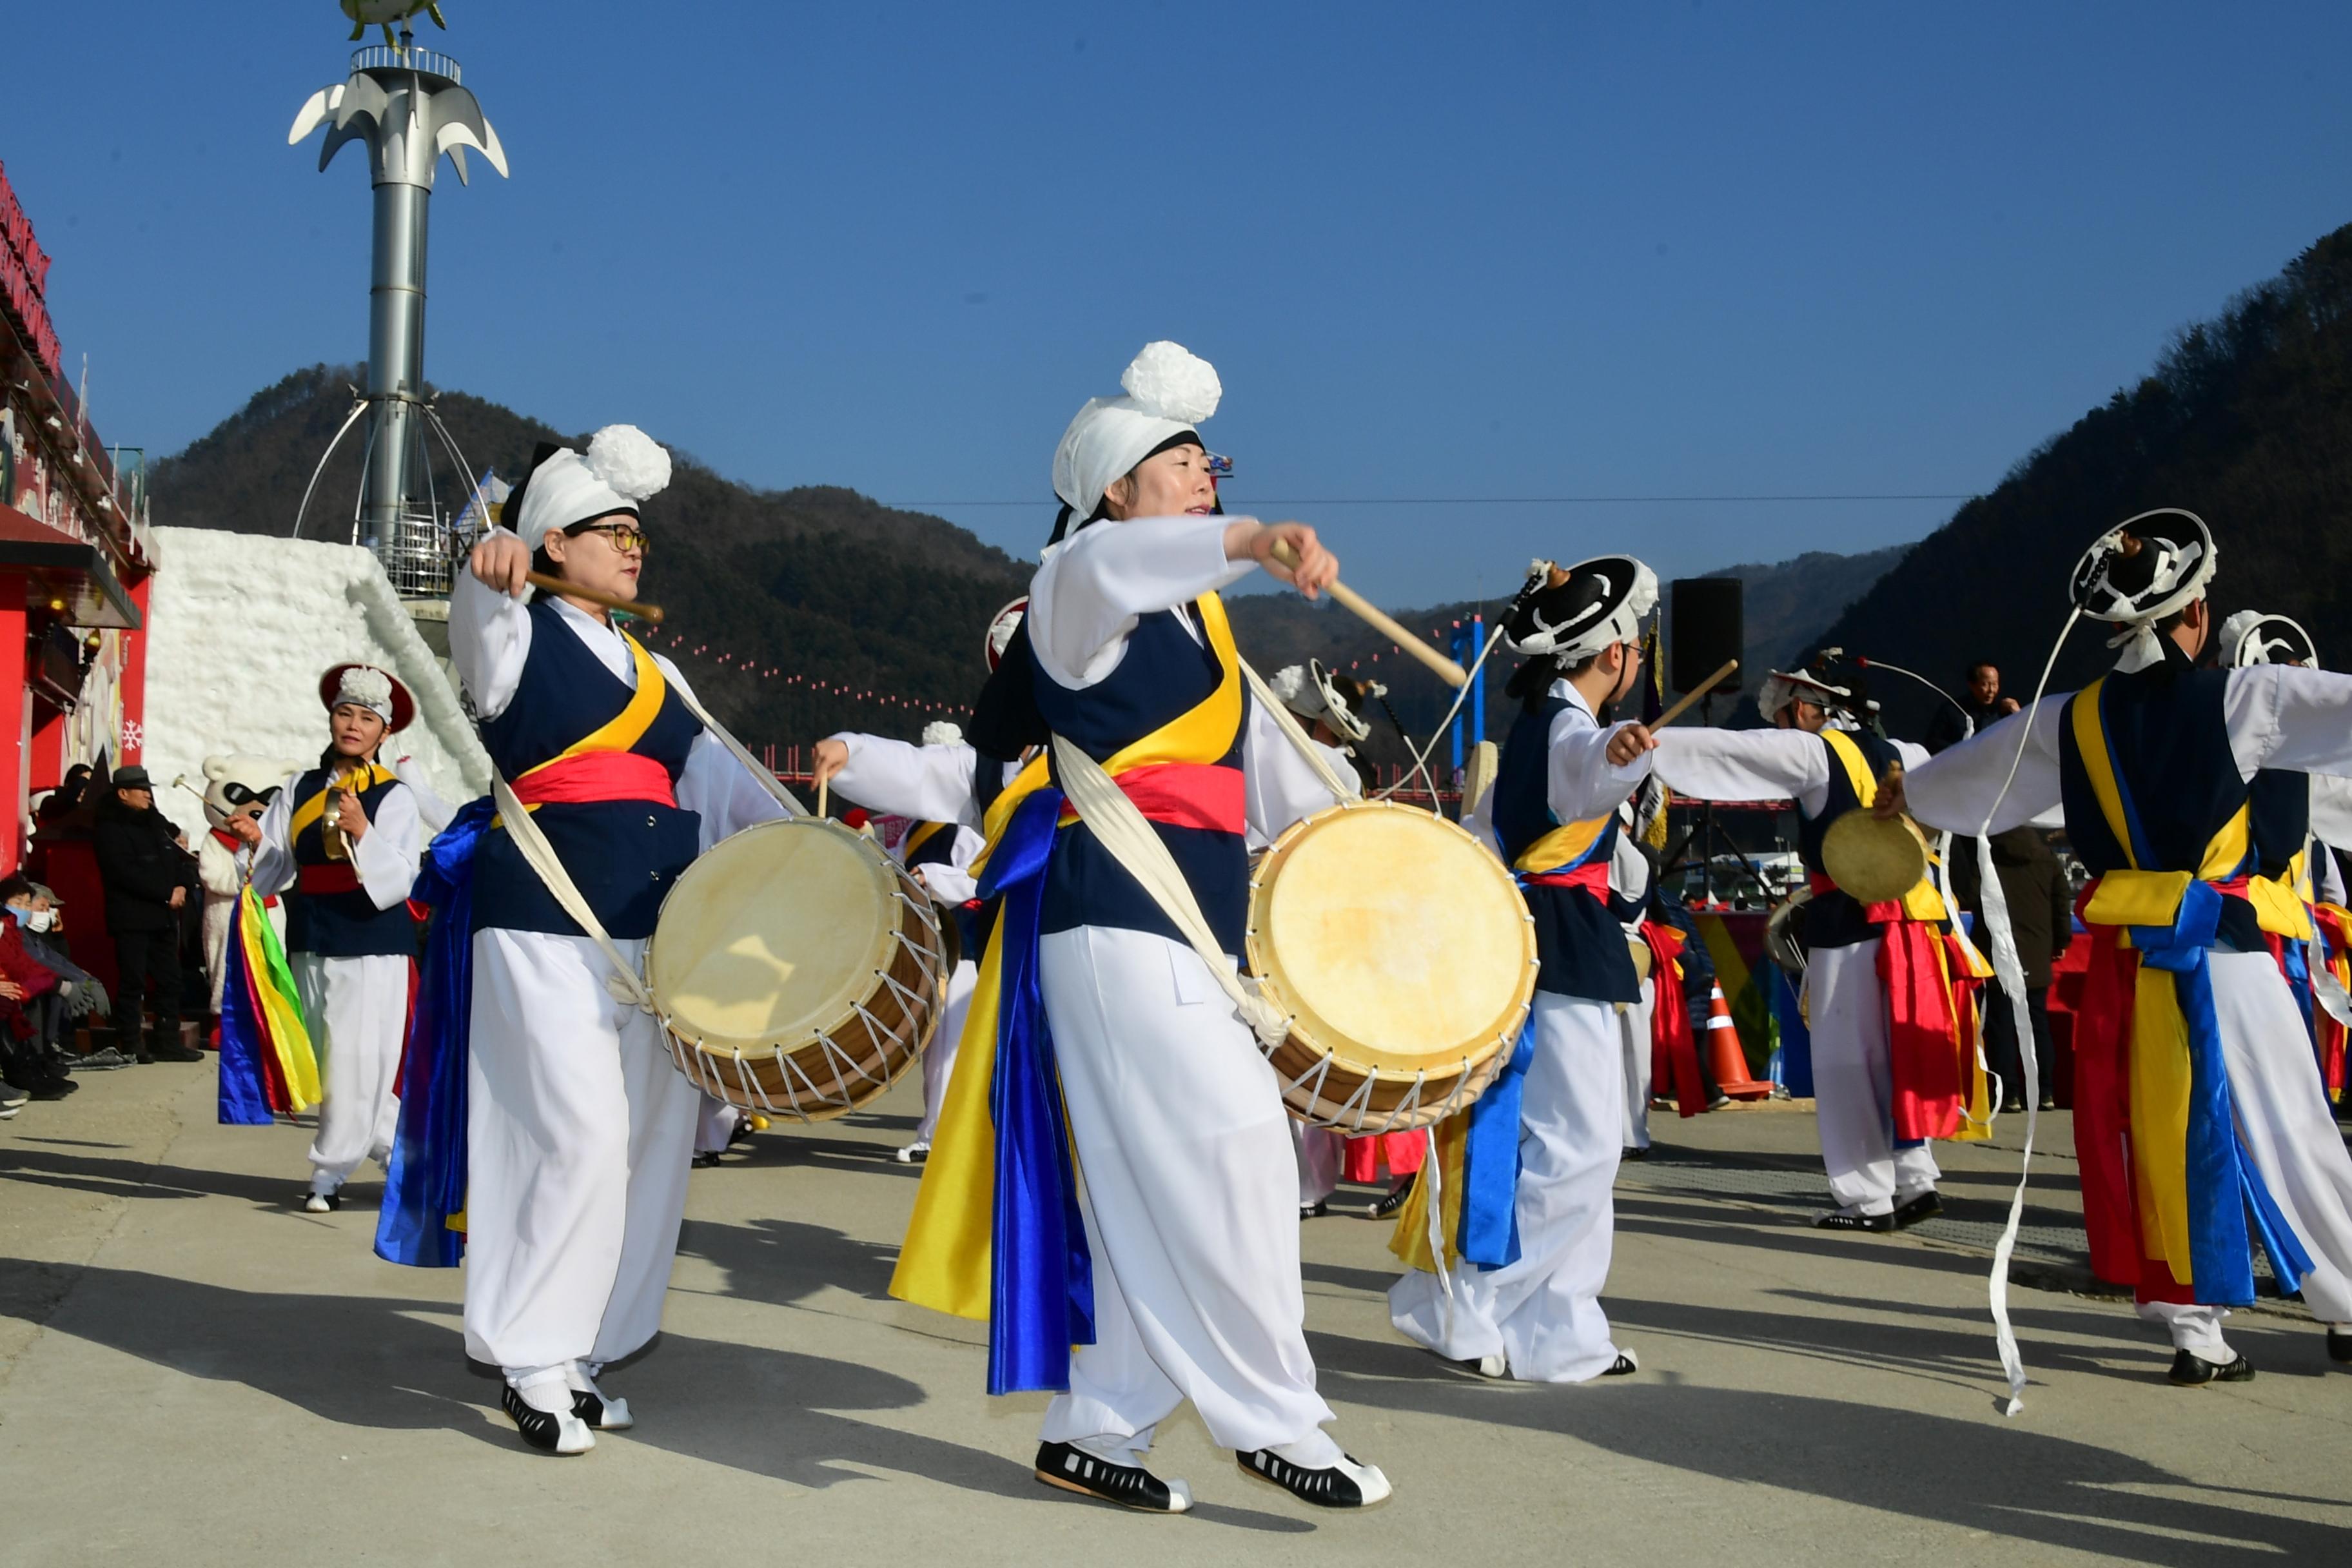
top-left (231, 667), bottom-right (425, 1212)
top-left (450, 427), bottom-right (794, 1456)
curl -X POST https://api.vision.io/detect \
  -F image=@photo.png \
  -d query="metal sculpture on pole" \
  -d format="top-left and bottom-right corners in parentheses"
top-left (288, 9), bottom-right (505, 602)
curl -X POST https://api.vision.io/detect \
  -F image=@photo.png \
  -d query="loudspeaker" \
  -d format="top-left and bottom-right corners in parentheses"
top-left (1669, 578), bottom-right (1744, 693)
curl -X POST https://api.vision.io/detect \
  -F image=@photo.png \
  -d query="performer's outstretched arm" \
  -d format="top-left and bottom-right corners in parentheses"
top-left (1028, 515), bottom-right (1253, 687)
top-left (1651, 728), bottom-right (1834, 817)
top-left (1899, 696), bottom-right (2066, 835)
top-left (821, 734), bottom-right (983, 827)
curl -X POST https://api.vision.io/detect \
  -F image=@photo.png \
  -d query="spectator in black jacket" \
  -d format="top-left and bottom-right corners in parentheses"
top-left (1924, 661), bottom-right (2023, 755)
top-left (93, 767), bottom-right (201, 1064)
top-left (1951, 825), bottom-right (2075, 1110)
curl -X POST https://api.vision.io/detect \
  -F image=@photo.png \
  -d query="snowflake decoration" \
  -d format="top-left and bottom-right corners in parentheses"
top-left (120, 720), bottom-right (142, 755)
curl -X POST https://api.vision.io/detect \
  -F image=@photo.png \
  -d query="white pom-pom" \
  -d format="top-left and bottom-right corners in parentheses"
top-left (1120, 341), bottom-right (1222, 424)
top-left (921, 721), bottom-right (965, 749)
top-left (1266, 665), bottom-right (1317, 717)
top-left (584, 424), bottom-right (673, 502)
top-left (336, 667), bottom-right (393, 710)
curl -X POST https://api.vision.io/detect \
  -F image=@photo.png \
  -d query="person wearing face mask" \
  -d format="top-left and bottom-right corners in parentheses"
top-left (1388, 556), bottom-right (1658, 1383)
top-left (230, 667), bottom-right (424, 1213)
top-left (1, 881), bottom-right (113, 1074)
top-left (894, 342), bottom-right (1383, 1513)
top-left (0, 877), bottom-right (70, 1101)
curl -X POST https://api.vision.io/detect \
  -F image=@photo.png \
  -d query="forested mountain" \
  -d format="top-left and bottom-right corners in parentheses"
top-left (150, 366), bottom-right (1905, 756)
top-left (1818, 222), bottom-right (2352, 736)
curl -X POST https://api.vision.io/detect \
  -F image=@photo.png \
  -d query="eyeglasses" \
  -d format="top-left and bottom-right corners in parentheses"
top-left (572, 522), bottom-right (651, 555)
top-left (222, 783), bottom-right (281, 807)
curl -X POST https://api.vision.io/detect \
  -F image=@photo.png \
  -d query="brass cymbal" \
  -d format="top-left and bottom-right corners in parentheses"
top-left (1821, 808), bottom-right (1928, 905)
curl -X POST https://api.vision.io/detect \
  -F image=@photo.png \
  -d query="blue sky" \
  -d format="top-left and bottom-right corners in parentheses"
top-left (6, 2), bottom-right (2349, 607)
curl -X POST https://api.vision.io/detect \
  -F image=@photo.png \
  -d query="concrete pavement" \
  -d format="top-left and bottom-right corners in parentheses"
top-left (1, 1061), bottom-right (2347, 1566)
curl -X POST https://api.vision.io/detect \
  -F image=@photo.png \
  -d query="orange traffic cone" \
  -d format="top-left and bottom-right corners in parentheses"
top-left (1705, 981), bottom-right (1774, 1101)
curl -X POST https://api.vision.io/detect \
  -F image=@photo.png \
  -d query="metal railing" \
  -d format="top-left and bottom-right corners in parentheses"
top-left (351, 44), bottom-right (463, 83)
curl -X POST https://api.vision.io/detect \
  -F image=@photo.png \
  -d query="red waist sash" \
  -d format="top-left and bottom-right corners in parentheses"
top-left (1808, 870), bottom-right (1912, 925)
top-left (1056, 761), bottom-right (1243, 835)
top-left (511, 750), bottom-right (678, 809)
top-left (299, 863), bottom-right (361, 896)
top-left (1640, 919), bottom-right (1704, 1117)
top-left (1520, 860), bottom-right (1612, 897)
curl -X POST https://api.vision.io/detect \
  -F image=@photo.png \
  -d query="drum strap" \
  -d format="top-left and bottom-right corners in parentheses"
top-left (1049, 733), bottom-right (1290, 1048)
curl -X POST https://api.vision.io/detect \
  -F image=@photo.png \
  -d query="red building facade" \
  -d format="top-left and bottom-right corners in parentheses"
top-left (0, 157), bottom-right (157, 876)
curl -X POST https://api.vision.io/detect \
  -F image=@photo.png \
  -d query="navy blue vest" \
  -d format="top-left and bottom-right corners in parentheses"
top-left (2248, 770), bottom-right (2309, 882)
top-left (471, 598), bottom-right (706, 939)
top-left (1796, 728), bottom-right (1906, 951)
top-left (1494, 694), bottom-right (1639, 1003)
top-left (284, 766), bottom-right (418, 958)
top-left (1033, 605), bottom-right (1250, 955)
top-left (2058, 659), bottom-right (2262, 952)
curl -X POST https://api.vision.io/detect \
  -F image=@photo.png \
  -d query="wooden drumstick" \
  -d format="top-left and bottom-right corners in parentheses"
top-left (1265, 538), bottom-right (1469, 687)
top-left (526, 571), bottom-right (665, 624)
top-left (1652, 658), bottom-right (1739, 729)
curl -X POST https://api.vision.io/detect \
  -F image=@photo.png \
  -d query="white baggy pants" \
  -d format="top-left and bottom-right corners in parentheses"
top-left (1806, 940), bottom-right (1941, 1217)
top-left (1292, 1124), bottom-right (1343, 1208)
top-left (912, 957), bottom-right (979, 1146)
top-left (1622, 977), bottom-right (1654, 1152)
top-left (1035, 926), bottom-right (1338, 1460)
top-left (290, 952), bottom-right (408, 1193)
top-left (1389, 992), bottom-right (1627, 1382)
top-left (462, 928), bottom-right (699, 1377)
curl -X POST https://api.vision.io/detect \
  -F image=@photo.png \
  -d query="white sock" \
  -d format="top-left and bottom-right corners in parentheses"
top-left (1070, 1433), bottom-right (1149, 1468)
top-left (511, 1367), bottom-right (574, 1415)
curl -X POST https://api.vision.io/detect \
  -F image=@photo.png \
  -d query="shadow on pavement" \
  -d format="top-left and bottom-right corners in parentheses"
top-left (1308, 1353), bottom-right (2342, 1565)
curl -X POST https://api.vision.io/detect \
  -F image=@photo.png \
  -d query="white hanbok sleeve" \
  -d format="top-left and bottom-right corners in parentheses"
top-left (351, 783), bottom-right (423, 910)
top-left (245, 786), bottom-right (299, 898)
top-left (2226, 667), bottom-right (2352, 779)
top-left (448, 533), bottom-right (535, 722)
top-left (1028, 515), bottom-right (1255, 689)
top-left (1897, 696), bottom-right (2069, 836)
top-left (912, 827), bottom-right (986, 905)
top-left (827, 733), bottom-right (981, 826)
top-left (2309, 774), bottom-right (2352, 854)
top-left (1611, 809), bottom-right (1652, 914)
top-left (1244, 705), bottom-right (1357, 848)
top-left (661, 656), bottom-right (797, 848)
top-left (1650, 727), bottom-right (1834, 818)
top-left (1459, 778), bottom-right (1502, 863)
top-left (389, 756), bottom-right (458, 836)
top-left (1548, 707), bottom-right (1652, 821)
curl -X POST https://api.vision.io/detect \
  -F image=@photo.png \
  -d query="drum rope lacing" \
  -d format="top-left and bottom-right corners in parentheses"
top-left (675, 872), bottom-right (948, 1122)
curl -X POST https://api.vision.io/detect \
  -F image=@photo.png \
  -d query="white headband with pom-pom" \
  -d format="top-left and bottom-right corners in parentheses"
top-left (511, 423), bottom-right (674, 551)
top-left (1050, 341), bottom-right (1222, 535)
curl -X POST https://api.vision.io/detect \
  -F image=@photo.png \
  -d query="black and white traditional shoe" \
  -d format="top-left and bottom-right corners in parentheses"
top-left (1622, 1146), bottom-right (1650, 1162)
top-left (2328, 1329), bottom-right (2352, 1366)
top-left (501, 1384), bottom-right (595, 1454)
top-left (1891, 1191), bottom-right (1943, 1228)
top-left (894, 1140), bottom-right (931, 1165)
top-left (1032, 1441), bottom-right (1191, 1513)
top-left (1813, 1208), bottom-right (1894, 1233)
top-left (1300, 1200), bottom-right (1328, 1220)
top-left (1235, 1447), bottom-right (1392, 1509)
top-left (2168, 1349), bottom-right (2255, 1386)
top-left (569, 1368), bottom-right (634, 1431)
top-left (1601, 1349), bottom-right (1640, 1377)
top-left (690, 1151), bottom-right (723, 1170)
top-left (300, 1190), bottom-right (340, 1214)
top-left (1369, 1173), bottom-right (1418, 1220)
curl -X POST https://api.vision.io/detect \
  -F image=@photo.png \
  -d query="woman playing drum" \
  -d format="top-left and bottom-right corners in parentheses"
top-left (452, 426), bottom-right (793, 1456)
top-left (894, 342), bottom-right (1383, 1511)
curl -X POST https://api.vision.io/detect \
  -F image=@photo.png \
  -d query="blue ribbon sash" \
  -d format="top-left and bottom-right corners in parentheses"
top-left (375, 799), bottom-right (492, 1268)
top-left (980, 788), bottom-right (1095, 1393)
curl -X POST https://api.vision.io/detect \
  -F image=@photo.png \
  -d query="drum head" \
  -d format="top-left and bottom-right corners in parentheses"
top-left (649, 819), bottom-right (901, 1054)
top-left (1821, 809), bottom-right (1928, 905)
top-left (1251, 801), bottom-right (1534, 1074)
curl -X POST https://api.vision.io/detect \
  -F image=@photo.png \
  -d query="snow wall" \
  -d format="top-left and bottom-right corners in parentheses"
top-left (142, 527), bottom-right (492, 840)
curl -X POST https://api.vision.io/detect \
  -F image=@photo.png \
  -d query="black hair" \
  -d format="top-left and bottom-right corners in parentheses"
top-left (0, 876), bottom-right (32, 906)
top-left (1966, 658), bottom-right (1998, 680)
